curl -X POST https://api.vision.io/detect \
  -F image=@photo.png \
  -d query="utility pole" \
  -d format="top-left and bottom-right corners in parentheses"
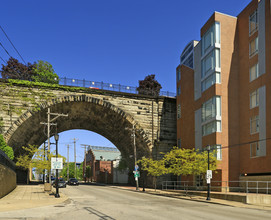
top-left (81, 144), bottom-right (88, 181)
top-left (132, 124), bottom-right (139, 191)
top-left (43, 142), bottom-right (46, 183)
top-left (40, 107), bottom-right (68, 184)
top-left (67, 144), bottom-right (70, 180)
top-left (125, 124), bottom-right (139, 191)
top-left (72, 138), bottom-right (79, 179)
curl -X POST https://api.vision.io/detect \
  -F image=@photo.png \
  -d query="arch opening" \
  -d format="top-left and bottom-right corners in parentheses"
top-left (6, 95), bottom-right (152, 163)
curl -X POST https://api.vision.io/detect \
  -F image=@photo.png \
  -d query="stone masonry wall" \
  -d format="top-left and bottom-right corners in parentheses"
top-left (0, 81), bottom-right (176, 159)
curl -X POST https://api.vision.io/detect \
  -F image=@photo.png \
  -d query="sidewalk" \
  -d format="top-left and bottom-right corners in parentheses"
top-left (0, 184), bottom-right (69, 212)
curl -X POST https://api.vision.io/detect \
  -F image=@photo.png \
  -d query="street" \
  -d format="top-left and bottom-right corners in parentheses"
top-left (1, 184), bottom-right (271, 220)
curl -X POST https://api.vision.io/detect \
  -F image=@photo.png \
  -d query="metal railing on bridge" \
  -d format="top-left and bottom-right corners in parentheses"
top-left (0, 149), bottom-right (15, 171)
top-left (59, 77), bottom-right (176, 98)
top-left (162, 180), bottom-right (271, 195)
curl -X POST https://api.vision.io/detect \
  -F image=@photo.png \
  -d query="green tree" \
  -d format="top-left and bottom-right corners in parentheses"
top-left (16, 145), bottom-right (66, 183)
top-left (32, 60), bottom-right (59, 84)
top-left (78, 163), bottom-right (83, 180)
top-left (0, 134), bottom-right (14, 160)
top-left (59, 162), bottom-right (80, 180)
top-left (86, 166), bottom-right (91, 182)
top-left (0, 117), bottom-right (4, 134)
top-left (138, 157), bottom-right (168, 190)
top-left (163, 147), bottom-right (217, 177)
top-left (16, 145), bottom-right (37, 184)
top-left (116, 157), bottom-right (129, 171)
top-left (137, 74), bottom-right (162, 96)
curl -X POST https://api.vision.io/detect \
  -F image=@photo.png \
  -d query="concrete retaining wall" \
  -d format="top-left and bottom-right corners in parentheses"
top-left (247, 194), bottom-right (271, 205)
top-left (0, 164), bottom-right (16, 198)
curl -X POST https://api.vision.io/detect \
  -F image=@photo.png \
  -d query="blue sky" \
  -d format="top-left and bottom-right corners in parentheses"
top-left (1, 0), bottom-right (251, 162)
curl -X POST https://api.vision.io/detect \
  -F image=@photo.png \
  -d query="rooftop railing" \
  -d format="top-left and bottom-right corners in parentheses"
top-left (59, 77), bottom-right (176, 98)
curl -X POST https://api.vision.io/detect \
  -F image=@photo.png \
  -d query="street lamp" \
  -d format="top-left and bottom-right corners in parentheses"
top-left (54, 133), bottom-right (60, 198)
top-left (206, 145), bottom-right (211, 201)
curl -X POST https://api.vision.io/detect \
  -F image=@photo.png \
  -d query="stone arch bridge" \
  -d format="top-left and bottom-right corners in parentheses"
top-left (0, 80), bottom-right (176, 164)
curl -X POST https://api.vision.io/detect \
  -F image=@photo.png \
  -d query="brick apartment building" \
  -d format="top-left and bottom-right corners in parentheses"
top-left (176, 0), bottom-right (271, 187)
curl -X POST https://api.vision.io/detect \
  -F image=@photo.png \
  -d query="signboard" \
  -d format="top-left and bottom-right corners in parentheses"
top-left (206, 170), bottom-right (212, 179)
top-left (51, 157), bottom-right (63, 170)
top-left (133, 170), bottom-right (140, 178)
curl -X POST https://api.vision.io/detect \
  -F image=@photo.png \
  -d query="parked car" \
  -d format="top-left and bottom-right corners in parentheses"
top-left (53, 178), bottom-right (66, 188)
top-left (67, 178), bottom-right (79, 186)
top-left (51, 177), bottom-right (56, 185)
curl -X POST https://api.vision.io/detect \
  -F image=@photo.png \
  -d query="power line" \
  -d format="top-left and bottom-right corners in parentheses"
top-left (199, 136), bottom-right (271, 152)
top-left (0, 55), bottom-right (6, 64)
top-left (0, 25), bottom-right (26, 64)
top-left (221, 136), bottom-right (271, 150)
top-left (0, 41), bottom-right (11, 57)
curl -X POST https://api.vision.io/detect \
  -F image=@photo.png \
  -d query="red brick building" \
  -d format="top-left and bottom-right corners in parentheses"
top-left (83, 146), bottom-right (124, 184)
top-left (177, 0), bottom-right (271, 187)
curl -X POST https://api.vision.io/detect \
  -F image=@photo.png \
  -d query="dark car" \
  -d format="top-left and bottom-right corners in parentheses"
top-left (51, 177), bottom-right (56, 185)
top-left (53, 178), bottom-right (66, 188)
top-left (68, 178), bottom-right (79, 186)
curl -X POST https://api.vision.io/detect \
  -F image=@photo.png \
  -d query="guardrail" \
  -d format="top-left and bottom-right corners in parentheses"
top-left (162, 180), bottom-right (271, 194)
top-left (59, 77), bottom-right (176, 98)
top-left (0, 149), bottom-right (15, 171)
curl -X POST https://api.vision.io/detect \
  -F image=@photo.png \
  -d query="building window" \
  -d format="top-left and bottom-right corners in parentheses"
top-left (182, 53), bottom-right (194, 68)
top-left (177, 104), bottom-right (181, 119)
top-left (201, 22), bottom-right (220, 55)
top-left (201, 72), bottom-right (220, 92)
top-left (249, 9), bottom-right (258, 35)
top-left (249, 63), bottom-right (259, 82)
top-left (177, 86), bottom-right (181, 96)
top-left (250, 141), bottom-right (260, 157)
top-left (177, 138), bottom-right (181, 148)
top-left (201, 49), bottom-right (220, 78)
top-left (201, 22), bottom-right (221, 93)
top-left (250, 89), bottom-right (259, 109)
top-left (177, 69), bottom-right (181, 81)
top-left (249, 37), bottom-right (258, 57)
top-left (250, 115), bottom-right (259, 134)
top-left (181, 43), bottom-right (193, 63)
top-left (202, 96), bottom-right (221, 123)
top-left (202, 121), bottom-right (221, 136)
top-left (210, 145), bottom-right (222, 160)
top-left (201, 96), bottom-right (221, 136)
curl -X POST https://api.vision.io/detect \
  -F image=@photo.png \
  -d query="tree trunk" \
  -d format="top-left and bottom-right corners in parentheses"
top-left (27, 169), bottom-right (29, 185)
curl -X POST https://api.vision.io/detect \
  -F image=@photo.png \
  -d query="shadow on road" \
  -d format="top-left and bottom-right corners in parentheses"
top-left (84, 207), bottom-right (116, 220)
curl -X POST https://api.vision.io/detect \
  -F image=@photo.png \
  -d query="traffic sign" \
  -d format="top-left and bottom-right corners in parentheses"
top-left (51, 157), bottom-right (63, 169)
top-left (206, 170), bottom-right (212, 179)
top-left (135, 165), bottom-right (139, 171)
top-left (133, 171), bottom-right (140, 178)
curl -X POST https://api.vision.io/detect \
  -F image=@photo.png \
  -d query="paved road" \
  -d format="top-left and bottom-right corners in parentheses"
top-left (1, 184), bottom-right (271, 220)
